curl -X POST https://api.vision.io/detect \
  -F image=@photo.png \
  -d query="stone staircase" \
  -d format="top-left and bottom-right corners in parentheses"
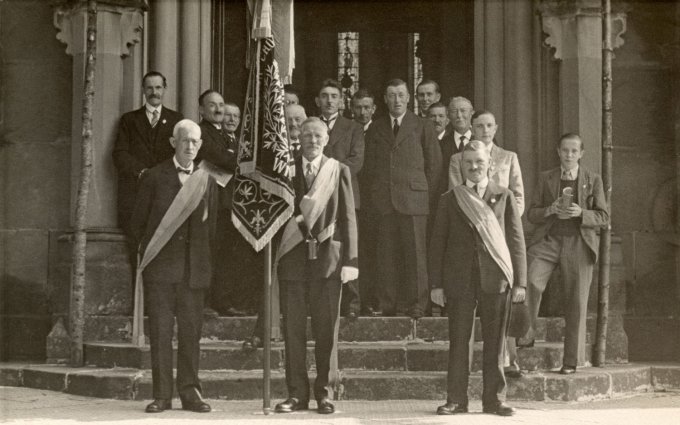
top-left (1, 315), bottom-right (679, 401)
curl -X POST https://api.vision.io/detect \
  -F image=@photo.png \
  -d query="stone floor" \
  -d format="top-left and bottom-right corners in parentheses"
top-left (2, 386), bottom-right (680, 424)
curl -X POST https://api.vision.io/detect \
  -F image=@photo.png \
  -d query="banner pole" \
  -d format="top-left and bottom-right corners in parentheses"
top-left (263, 241), bottom-right (273, 414)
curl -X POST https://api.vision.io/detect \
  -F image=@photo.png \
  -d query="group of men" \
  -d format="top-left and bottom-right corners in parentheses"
top-left (113, 71), bottom-right (608, 417)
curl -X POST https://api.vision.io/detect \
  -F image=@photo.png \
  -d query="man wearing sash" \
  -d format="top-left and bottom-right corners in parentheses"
top-left (429, 141), bottom-right (526, 417)
top-left (130, 120), bottom-right (219, 414)
top-left (274, 117), bottom-right (358, 415)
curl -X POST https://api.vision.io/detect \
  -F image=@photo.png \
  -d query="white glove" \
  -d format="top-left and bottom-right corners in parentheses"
top-left (430, 288), bottom-right (446, 307)
top-left (341, 266), bottom-right (359, 284)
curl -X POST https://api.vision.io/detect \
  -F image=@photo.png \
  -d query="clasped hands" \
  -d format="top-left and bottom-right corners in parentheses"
top-left (548, 199), bottom-right (582, 218)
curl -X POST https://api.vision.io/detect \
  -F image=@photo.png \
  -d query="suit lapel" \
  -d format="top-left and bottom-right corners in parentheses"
top-left (547, 167), bottom-right (561, 200)
top-left (577, 167), bottom-right (587, 206)
top-left (483, 180), bottom-right (500, 205)
top-left (377, 116), bottom-right (395, 148)
top-left (327, 116), bottom-right (346, 147)
top-left (395, 111), bottom-right (416, 148)
top-left (161, 158), bottom-right (182, 191)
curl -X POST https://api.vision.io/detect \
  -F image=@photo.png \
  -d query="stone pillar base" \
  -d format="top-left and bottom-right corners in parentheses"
top-left (48, 230), bottom-right (133, 326)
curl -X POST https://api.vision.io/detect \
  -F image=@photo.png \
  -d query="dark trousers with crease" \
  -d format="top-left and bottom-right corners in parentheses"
top-left (377, 212), bottom-right (428, 314)
top-left (282, 277), bottom-right (341, 402)
top-left (147, 279), bottom-right (204, 400)
top-left (446, 263), bottom-right (510, 406)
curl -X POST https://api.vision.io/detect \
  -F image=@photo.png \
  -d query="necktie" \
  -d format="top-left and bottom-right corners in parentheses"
top-left (151, 109), bottom-right (159, 128)
top-left (473, 184), bottom-right (479, 196)
top-left (459, 135), bottom-right (467, 150)
top-left (305, 162), bottom-right (315, 188)
top-left (562, 170), bottom-right (573, 180)
top-left (393, 118), bottom-right (400, 137)
top-left (176, 167), bottom-right (191, 175)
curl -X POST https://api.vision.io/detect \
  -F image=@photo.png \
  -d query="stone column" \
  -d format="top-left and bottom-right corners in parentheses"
top-left (473, 0), bottom-right (540, 201)
top-left (178, 0), bottom-right (212, 121)
top-left (54, 0), bottom-right (147, 230)
top-left (148, 0), bottom-right (178, 109)
top-left (49, 1), bottom-right (148, 328)
top-left (538, 0), bottom-right (626, 173)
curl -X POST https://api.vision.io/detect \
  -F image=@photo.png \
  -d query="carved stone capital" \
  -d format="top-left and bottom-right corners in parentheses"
top-left (53, 1), bottom-right (145, 57)
top-left (538, 0), bottom-right (627, 60)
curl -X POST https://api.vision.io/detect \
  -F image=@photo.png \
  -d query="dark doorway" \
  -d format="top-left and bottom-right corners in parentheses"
top-left (213, 0), bottom-right (474, 117)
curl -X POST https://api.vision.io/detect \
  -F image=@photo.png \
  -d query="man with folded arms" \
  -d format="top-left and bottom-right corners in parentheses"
top-left (274, 117), bottom-right (358, 415)
top-left (131, 119), bottom-right (221, 414)
top-left (429, 140), bottom-right (526, 417)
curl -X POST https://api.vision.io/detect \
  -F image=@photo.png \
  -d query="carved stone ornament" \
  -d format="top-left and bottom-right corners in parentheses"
top-left (53, 0), bottom-right (145, 57)
top-left (538, 0), bottom-right (627, 60)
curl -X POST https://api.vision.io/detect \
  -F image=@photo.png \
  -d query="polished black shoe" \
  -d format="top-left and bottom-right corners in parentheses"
top-left (436, 402), bottom-right (468, 415)
top-left (560, 365), bottom-right (577, 374)
top-left (483, 402), bottom-right (516, 416)
top-left (504, 368), bottom-right (525, 378)
top-left (181, 400), bottom-right (211, 413)
top-left (242, 336), bottom-right (263, 351)
top-left (409, 309), bottom-right (425, 319)
top-left (145, 399), bottom-right (171, 413)
top-left (275, 397), bottom-right (309, 413)
top-left (316, 397), bottom-right (335, 414)
top-left (345, 311), bottom-right (358, 320)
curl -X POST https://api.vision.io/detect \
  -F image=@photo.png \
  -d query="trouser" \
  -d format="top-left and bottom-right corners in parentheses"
top-left (147, 280), bottom-right (205, 400)
top-left (526, 235), bottom-right (594, 367)
top-left (446, 266), bottom-right (510, 406)
top-left (282, 277), bottom-right (342, 402)
top-left (357, 208), bottom-right (378, 313)
top-left (377, 212), bottom-right (429, 315)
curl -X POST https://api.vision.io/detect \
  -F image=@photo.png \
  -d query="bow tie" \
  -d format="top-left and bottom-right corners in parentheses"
top-left (176, 167), bottom-right (192, 175)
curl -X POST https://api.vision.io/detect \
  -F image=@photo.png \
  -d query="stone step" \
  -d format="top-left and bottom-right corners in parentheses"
top-left (2, 362), bottom-right (677, 401)
top-left (85, 315), bottom-right (568, 343)
top-left (83, 341), bottom-right (581, 372)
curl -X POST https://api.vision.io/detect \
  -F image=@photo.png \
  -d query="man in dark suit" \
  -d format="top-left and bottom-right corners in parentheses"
top-left (446, 96), bottom-right (474, 156)
top-left (352, 89), bottom-right (379, 316)
top-left (429, 140), bottom-right (526, 417)
top-left (286, 103), bottom-right (307, 155)
top-left (113, 71), bottom-right (183, 302)
top-left (130, 119), bottom-right (219, 414)
top-left (523, 133), bottom-right (609, 374)
top-left (364, 79), bottom-right (442, 318)
top-left (316, 79), bottom-right (364, 318)
top-left (416, 79), bottom-right (441, 118)
top-left (195, 90), bottom-right (247, 317)
top-left (428, 101), bottom-right (454, 198)
top-left (274, 117), bottom-right (358, 415)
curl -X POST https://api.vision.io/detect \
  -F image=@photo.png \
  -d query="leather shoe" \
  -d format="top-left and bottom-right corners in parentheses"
top-left (345, 311), bottom-right (358, 320)
top-left (275, 397), bottom-right (309, 413)
top-left (316, 397), bottom-right (335, 414)
top-left (225, 306), bottom-right (247, 317)
top-left (517, 337), bottom-right (535, 348)
top-left (145, 399), bottom-right (171, 413)
top-left (242, 336), bottom-right (263, 351)
top-left (504, 368), bottom-right (525, 378)
top-left (181, 400), bottom-right (211, 413)
top-left (436, 402), bottom-right (468, 415)
top-left (483, 402), bottom-right (516, 416)
top-left (560, 365), bottom-right (577, 374)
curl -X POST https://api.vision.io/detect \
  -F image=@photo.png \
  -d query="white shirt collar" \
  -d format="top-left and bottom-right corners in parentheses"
top-left (212, 122), bottom-right (222, 130)
top-left (302, 155), bottom-right (323, 174)
top-left (173, 155), bottom-right (194, 173)
top-left (454, 129), bottom-right (472, 147)
top-left (560, 165), bottom-right (579, 180)
top-left (363, 120), bottom-right (372, 132)
top-left (322, 112), bottom-right (339, 130)
top-left (146, 104), bottom-right (162, 115)
top-left (389, 112), bottom-right (406, 127)
top-left (437, 130), bottom-right (446, 141)
top-left (465, 176), bottom-right (489, 197)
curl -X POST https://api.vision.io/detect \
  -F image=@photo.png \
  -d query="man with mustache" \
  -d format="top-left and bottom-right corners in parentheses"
top-left (195, 90), bottom-right (245, 317)
top-left (113, 71), bottom-right (183, 304)
top-left (286, 103), bottom-right (307, 155)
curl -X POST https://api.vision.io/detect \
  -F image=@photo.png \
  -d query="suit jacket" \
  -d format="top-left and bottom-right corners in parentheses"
top-left (113, 106), bottom-right (183, 229)
top-left (130, 159), bottom-right (219, 289)
top-left (364, 110), bottom-right (442, 216)
top-left (449, 142), bottom-right (525, 214)
top-left (429, 181), bottom-right (527, 295)
top-left (278, 155), bottom-right (358, 282)
top-left (323, 116), bottom-right (365, 209)
top-left (196, 120), bottom-right (238, 209)
top-left (437, 130), bottom-right (464, 196)
top-left (527, 166), bottom-right (609, 261)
